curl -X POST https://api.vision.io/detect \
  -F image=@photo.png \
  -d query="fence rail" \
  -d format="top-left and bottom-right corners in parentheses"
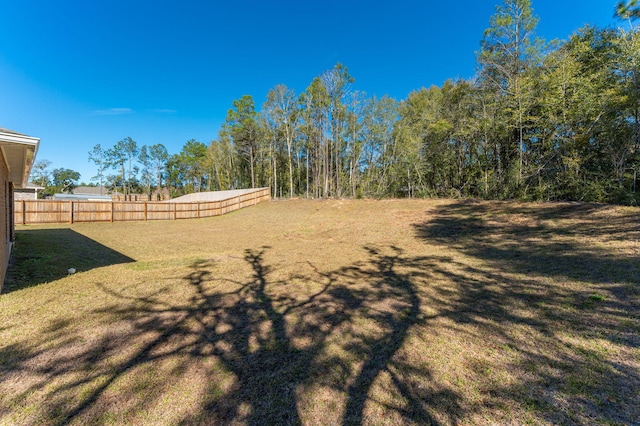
top-left (15, 188), bottom-right (271, 225)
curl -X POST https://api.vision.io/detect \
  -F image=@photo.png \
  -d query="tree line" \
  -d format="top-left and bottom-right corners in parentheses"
top-left (31, 0), bottom-right (640, 204)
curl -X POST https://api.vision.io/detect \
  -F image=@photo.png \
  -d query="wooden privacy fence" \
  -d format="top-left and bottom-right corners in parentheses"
top-left (15, 188), bottom-right (271, 225)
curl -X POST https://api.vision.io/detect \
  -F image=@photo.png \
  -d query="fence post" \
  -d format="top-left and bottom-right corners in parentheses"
top-left (69, 201), bottom-right (74, 224)
top-left (197, 202), bottom-right (201, 219)
top-left (173, 203), bottom-right (176, 220)
top-left (144, 202), bottom-right (148, 221)
top-left (22, 200), bottom-right (26, 225)
top-left (111, 202), bottom-right (114, 222)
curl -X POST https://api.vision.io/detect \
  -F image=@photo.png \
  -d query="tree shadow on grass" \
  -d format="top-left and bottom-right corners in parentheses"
top-left (182, 246), bottom-right (456, 425)
top-left (4, 228), bottom-right (134, 293)
top-left (0, 245), bottom-right (455, 425)
top-left (3, 200), bottom-right (636, 424)
top-left (412, 199), bottom-right (640, 424)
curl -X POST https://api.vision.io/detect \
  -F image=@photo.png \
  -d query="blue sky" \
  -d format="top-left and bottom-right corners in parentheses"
top-left (0, 0), bottom-right (620, 183)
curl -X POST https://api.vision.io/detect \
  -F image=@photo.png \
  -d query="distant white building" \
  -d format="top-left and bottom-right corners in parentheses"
top-left (73, 185), bottom-right (110, 196)
top-left (53, 193), bottom-right (112, 201)
top-left (14, 183), bottom-right (44, 200)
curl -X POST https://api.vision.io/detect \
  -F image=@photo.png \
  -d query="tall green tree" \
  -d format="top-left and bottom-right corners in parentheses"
top-left (299, 77), bottom-right (329, 197)
top-left (88, 144), bottom-right (106, 193)
top-left (51, 168), bottom-right (81, 194)
top-left (359, 95), bottom-right (399, 197)
top-left (344, 91), bottom-right (365, 197)
top-left (165, 153), bottom-right (186, 197)
top-left (208, 135), bottom-right (237, 191)
top-left (263, 84), bottom-right (299, 197)
top-left (106, 137), bottom-right (139, 197)
top-left (223, 95), bottom-right (262, 188)
top-left (616, 0), bottom-right (640, 21)
top-left (138, 145), bottom-right (153, 198)
top-left (149, 144), bottom-right (168, 196)
top-left (180, 139), bottom-right (209, 192)
top-left (31, 159), bottom-right (52, 189)
top-left (321, 63), bottom-right (354, 197)
top-left (477, 0), bottom-right (543, 189)
top-left (615, 27), bottom-right (640, 190)
top-left (562, 26), bottom-right (629, 201)
top-left (392, 89), bottom-right (431, 197)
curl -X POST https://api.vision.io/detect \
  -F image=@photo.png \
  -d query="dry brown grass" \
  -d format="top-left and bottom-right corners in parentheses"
top-left (1, 198), bottom-right (638, 425)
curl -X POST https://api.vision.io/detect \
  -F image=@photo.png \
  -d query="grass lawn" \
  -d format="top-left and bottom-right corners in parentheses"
top-left (1, 198), bottom-right (638, 425)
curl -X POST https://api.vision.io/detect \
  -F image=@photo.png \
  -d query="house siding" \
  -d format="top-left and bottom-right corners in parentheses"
top-left (0, 153), bottom-right (9, 291)
top-left (0, 127), bottom-right (40, 293)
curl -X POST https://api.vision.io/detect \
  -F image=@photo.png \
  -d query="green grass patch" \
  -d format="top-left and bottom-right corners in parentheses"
top-left (1, 199), bottom-right (638, 425)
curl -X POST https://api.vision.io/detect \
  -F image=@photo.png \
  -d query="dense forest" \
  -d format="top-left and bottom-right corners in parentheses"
top-left (32, 0), bottom-right (640, 204)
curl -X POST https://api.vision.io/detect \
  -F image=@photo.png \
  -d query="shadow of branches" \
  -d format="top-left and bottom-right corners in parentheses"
top-left (0, 245), bottom-right (452, 425)
top-left (412, 200), bottom-right (640, 424)
top-left (1, 200), bottom-right (638, 425)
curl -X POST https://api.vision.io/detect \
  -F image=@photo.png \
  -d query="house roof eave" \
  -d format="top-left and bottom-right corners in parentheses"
top-left (0, 130), bottom-right (40, 189)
